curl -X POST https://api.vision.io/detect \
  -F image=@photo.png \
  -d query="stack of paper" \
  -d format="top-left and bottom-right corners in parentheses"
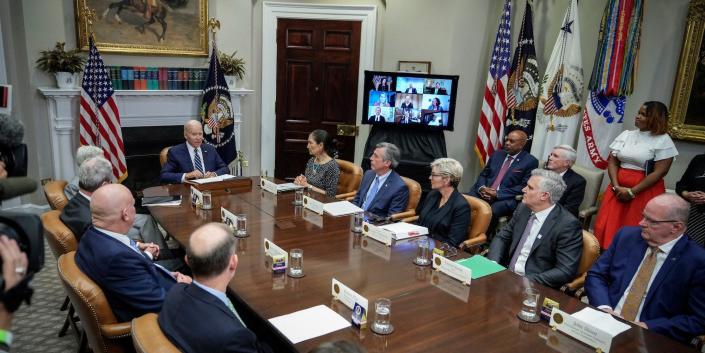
top-left (276, 182), bottom-right (305, 192)
top-left (189, 174), bottom-right (236, 184)
top-left (379, 222), bottom-right (428, 240)
top-left (455, 256), bottom-right (505, 279)
top-left (268, 305), bottom-right (351, 344)
top-left (572, 308), bottom-right (631, 336)
top-left (323, 201), bottom-right (364, 216)
top-left (142, 196), bottom-right (182, 207)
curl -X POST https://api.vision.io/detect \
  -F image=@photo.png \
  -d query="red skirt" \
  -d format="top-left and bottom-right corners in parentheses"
top-left (594, 168), bottom-right (665, 249)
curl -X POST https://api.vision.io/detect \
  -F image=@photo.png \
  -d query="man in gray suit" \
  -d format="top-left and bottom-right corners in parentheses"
top-left (487, 169), bottom-right (583, 289)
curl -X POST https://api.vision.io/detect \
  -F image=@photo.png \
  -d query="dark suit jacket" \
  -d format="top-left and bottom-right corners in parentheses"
top-left (159, 283), bottom-right (264, 353)
top-left (586, 227), bottom-right (705, 343)
top-left (352, 170), bottom-right (409, 217)
top-left (60, 193), bottom-right (91, 241)
top-left (487, 203), bottom-right (582, 288)
top-left (405, 88), bottom-right (417, 93)
top-left (558, 168), bottom-right (586, 217)
top-left (469, 150), bottom-right (538, 217)
top-left (160, 142), bottom-right (229, 184)
top-left (416, 189), bottom-right (470, 247)
top-left (368, 115), bottom-right (385, 123)
top-left (75, 227), bottom-right (176, 322)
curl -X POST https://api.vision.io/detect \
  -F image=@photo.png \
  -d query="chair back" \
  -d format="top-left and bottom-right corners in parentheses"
top-left (132, 313), bottom-right (179, 353)
top-left (463, 195), bottom-right (492, 242)
top-left (44, 180), bottom-right (69, 211)
top-left (57, 252), bottom-right (132, 353)
top-left (41, 210), bottom-right (78, 260)
top-left (335, 159), bottom-right (363, 195)
top-left (571, 165), bottom-right (605, 212)
top-left (577, 230), bottom-right (601, 276)
top-left (401, 176), bottom-right (422, 212)
top-left (159, 147), bottom-right (171, 168)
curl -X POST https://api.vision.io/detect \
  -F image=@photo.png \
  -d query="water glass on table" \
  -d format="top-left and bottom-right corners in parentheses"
top-left (201, 191), bottom-right (212, 210)
top-left (517, 287), bottom-right (540, 322)
top-left (294, 188), bottom-right (304, 206)
top-left (351, 212), bottom-right (364, 233)
top-left (235, 214), bottom-right (248, 238)
top-left (413, 236), bottom-right (431, 266)
top-left (288, 248), bottom-right (304, 278)
top-left (371, 298), bottom-right (394, 335)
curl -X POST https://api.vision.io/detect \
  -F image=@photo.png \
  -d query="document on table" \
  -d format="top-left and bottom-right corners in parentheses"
top-left (276, 182), bottom-right (305, 192)
top-left (142, 196), bottom-right (182, 207)
top-left (268, 305), bottom-right (351, 344)
top-left (189, 174), bottom-right (236, 184)
top-left (379, 222), bottom-right (428, 240)
top-left (323, 201), bottom-right (364, 216)
top-left (571, 307), bottom-right (631, 336)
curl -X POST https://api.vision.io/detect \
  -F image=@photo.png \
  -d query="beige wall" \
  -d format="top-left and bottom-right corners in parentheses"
top-left (1, 0), bottom-right (701, 204)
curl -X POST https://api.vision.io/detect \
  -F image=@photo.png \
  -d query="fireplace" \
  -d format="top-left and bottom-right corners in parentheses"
top-left (122, 125), bottom-right (183, 192)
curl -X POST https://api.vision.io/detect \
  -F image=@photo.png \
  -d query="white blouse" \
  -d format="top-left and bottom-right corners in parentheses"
top-left (609, 130), bottom-right (678, 171)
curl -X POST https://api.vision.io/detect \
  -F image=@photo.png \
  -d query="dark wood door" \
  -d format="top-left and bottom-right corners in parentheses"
top-left (275, 18), bottom-right (361, 180)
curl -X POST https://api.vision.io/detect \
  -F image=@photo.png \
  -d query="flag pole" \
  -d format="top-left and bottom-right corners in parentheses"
top-left (79, 4), bottom-right (101, 148)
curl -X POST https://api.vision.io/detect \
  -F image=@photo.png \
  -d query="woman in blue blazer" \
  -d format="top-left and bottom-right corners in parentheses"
top-left (416, 158), bottom-right (470, 247)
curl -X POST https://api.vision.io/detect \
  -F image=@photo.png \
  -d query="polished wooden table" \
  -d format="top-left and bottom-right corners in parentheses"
top-left (146, 179), bottom-right (695, 353)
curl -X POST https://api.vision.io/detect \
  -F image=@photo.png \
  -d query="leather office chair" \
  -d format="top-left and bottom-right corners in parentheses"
top-left (560, 230), bottom-right (601, 297)
top-left (391, 176), bottom-right (422, 220)
top-left (44, 179), bottom-right (69, 211)
top-left (159, 147), bottom-right (171, 168)
top-left (335, 159), bottom-right (363, 200)
top-left (571, 164), bottom-right (605, 229)
top-left (132, 313), bottom-right (179, 353)
top-left (460, 195), bottom-right (492, 250)
top-left (57, 252), bottom-right (133, 353)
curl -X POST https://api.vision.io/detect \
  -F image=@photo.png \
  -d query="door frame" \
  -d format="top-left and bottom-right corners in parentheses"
top-left (261, 1), bottom-right (377, 175)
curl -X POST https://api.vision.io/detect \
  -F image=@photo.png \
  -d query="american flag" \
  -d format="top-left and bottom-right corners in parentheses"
top-left (474, 0), bottom-right (512, 166)
top-left (79, 37), bottom-right (127, 181)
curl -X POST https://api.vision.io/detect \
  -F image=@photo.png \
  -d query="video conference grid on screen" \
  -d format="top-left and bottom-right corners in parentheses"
top-left (363, 71), bottom-right (458, 131)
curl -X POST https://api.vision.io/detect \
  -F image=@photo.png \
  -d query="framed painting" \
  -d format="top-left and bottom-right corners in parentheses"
top-left (398, 61), bottom-right (432, 74)
top-left (669, 0), bottom-right (705, 143)
top-left (75, 0), bottom-right (208, 56)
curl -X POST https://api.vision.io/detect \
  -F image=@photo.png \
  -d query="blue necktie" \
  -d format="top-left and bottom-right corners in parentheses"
top-left (363, 177), bottom-right (381, 211)
top-left (194, 148), bottom-right (204, 174)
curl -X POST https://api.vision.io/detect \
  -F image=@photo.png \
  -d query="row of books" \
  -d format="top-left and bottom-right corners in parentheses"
top-left (106, 66), bottom-right (209, 90)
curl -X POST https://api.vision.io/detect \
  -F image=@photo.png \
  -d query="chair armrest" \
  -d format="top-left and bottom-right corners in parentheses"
top-left (578, 206), bottom-right (598, 219)
top-left (391, 210), bottom-right (416, 221)
top-left (336, 191), bottom-right (357, 200)
top-left (101, 322), bottom-right (132, 339)
top-left (691, 335), bottom-right (705, 350)
top-left (460, 234), bottom-right (487, 254)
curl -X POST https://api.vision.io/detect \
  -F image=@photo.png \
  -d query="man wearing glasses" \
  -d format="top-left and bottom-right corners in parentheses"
top-left (586, 193), bottom-right (705, 344)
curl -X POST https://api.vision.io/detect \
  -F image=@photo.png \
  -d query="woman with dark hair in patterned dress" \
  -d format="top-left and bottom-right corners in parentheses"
top-left (294, 129), bottom-right (340, 197)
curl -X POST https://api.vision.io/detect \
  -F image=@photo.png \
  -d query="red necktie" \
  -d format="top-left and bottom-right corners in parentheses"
top-left (490, 155), bottom-right (514, 190)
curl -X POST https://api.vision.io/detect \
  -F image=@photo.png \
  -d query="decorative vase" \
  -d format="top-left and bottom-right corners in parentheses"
top-left (55, 72), bottom-right (77, 89)
top-left (224, 75), bottom-right (237, 89)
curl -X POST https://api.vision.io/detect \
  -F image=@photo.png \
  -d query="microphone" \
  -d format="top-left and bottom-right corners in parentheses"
top-left (0, 115), bottom-right (24, 148)
top-left (0, 177), bottom-right (38, 200)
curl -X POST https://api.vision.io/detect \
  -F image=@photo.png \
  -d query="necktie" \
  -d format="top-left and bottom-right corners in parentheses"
top-left (363, 177), bottom-right (381, 211)
top-left (508, 214), bottom-right (537, 271)
top-left (194, 148), bottom-right (204, 174)
top-left (490, 155), bottom-right (514, 190)
top-left (226, 299), bottom-right (247, 327)
top-left (621, 247), bottom-right (660, 321)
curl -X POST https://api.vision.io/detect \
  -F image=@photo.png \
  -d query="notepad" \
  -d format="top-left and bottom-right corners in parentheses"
top-left (268, 305), bottom-right (350, 344)
top-left (276, 182), bottom-right (305, 192)
top-left (188, 174), bottom-right (236, 184)
top-left (142, 195), bottom-right (182, 207)
top-left (455, 256), bottom-right (505, 279)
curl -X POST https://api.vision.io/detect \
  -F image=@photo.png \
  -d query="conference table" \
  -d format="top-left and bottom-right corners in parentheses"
top-left (146, 178), bottom-right (694, 353)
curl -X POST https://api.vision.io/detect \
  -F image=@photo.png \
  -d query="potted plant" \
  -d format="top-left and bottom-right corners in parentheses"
top-left (218, 50), bottom-right (245, 88)
top-left (36, 42), bottom-right (85, 89)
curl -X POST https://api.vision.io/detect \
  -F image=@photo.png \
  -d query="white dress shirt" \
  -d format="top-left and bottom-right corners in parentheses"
top-left (513, 204), bottom-right (556, 275)
top-left (182, 143), bottom-right (206, 182)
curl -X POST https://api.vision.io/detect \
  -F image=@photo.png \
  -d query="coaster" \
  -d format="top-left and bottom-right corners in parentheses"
top-left (516, 312), bottom-right (541, 323)
top-left (370, 323), bottom-right (394, 335)
top-left (234, 232), bottom-right (249, 238)
top-left (287, 270), bottom-right (305, 278)
top-left (413, 258), bottom-right (432, 266)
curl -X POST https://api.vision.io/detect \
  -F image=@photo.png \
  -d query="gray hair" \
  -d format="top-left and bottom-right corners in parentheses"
top-left (654, 194), bottom-right (691, 224)
top-left (531, 169), bottom-right (566, 204)
top-left (186, 223), bottom-right (236, 278)
top-left (375, 142), bottom-right (400, 169)
top-left (431, 158), bottom-right (463, 188)
top-left (78, 157), bottom-right (115, 192)
top-left (75, 146), bottom-right (104, 167)
top-left (554, 144), bottom-right (577, 166)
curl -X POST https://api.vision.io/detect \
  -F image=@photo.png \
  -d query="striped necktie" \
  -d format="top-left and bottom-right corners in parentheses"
top-left (194, 147), bottom-right (204, 174)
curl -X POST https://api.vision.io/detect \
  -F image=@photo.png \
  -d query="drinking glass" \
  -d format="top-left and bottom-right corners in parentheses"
top-left (371, 298), bottom-right (394, 335)
top-left (235, 214), bottom-right (248, 238)
top-left (413, 236), bottom-right (431, 266)
top-left (518, 287), bottom-right (540, 322)
top-left (294, 188), bottom-right (304, 206)
top-left (201, 191), bottom-right (212, 210)
top-left (288, 248), bottom-right (304, 277)
top-left (351, 212), bottom-right (364, 233)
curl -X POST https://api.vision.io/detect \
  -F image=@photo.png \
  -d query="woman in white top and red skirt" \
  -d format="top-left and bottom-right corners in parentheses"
top-left (594, 101), bottom-right (678, 249)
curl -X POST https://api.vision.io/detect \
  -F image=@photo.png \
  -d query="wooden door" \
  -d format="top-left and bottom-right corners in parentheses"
top-left (275, 18), bottom-right (361, 180)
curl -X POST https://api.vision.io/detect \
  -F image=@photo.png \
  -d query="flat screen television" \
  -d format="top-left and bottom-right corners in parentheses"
top-left (362, 70), bottom-right (459, 131)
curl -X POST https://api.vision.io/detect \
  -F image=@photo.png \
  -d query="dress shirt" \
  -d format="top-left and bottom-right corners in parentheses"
top-left (181, 143), bottom-right (206, 182)
top-left (192, 280), bottom-right (230, 309)
top-left (78, 191), bottom-right (91, 202)
top-left (364, 169), bottom-right (392, 203)
top-left (95, 226), bottom-right (159, 262)
top-left (513, 204), bottom-right (556, 275)
top-left (601, 234), bottom-right (684, 320)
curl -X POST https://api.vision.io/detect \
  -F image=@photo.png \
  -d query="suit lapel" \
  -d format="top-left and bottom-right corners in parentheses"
top-left (618, 236), bottom-right (649, 296)
top-left (643, 236), bottom-right (687, 307)
top-left (187, 284), bottom-right (235, 319)
top-left (508, 205), bottom-right (531, 255)
top-left (369, 171), bottom-right (394, 206)
top-left (528, 206), bottom-right (560, 256)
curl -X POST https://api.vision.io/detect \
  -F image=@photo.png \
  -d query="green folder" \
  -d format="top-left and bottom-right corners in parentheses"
top-left (455, 256), bottom-right (506, 279)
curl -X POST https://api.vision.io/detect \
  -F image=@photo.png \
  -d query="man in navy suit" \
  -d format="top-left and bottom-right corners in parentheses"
top-left (352, 142), bottom-right (409, 217)
top-left (545, 145), bottom-right (586, 217)
top-left (75, 184), bottom-right (192, 322)
top-left (159, 223), bottom-right (269, 353)
top-left (160, 120), bottom-right (229, 184)
top-left (586, 194), bottom-right (705, 343)
top-left (469, 130), bottom-right (538, 231)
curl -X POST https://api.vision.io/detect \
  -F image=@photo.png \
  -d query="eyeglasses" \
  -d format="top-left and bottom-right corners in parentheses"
top-left (430, 173), bottom-right (448, 178)
top-left (641, 214), bottom-right (679, 226)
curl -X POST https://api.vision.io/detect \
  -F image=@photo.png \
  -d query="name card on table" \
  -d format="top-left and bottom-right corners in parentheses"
top-left (331, 278), bottom-right (369, 314)
top-left (549, 307), bottom-right (630, 353)
top-left (360, 236), bottom-right (392, 260)
top-left (303, 195), bottom-right (325, 215)
top-left (260, 178), bottom-right (279, 194)
top-left (220, 207), bottom-right (237, 228)
top-left (430, 271), bottom-right (470, 302)
top-left (263, 239), bottom-right (288, 273)
top-left (361, 222), bottom-right (393, 246)
top-left (432, 253), bottom-right (472, 285)
top-left (190, 186), bottom-right (203, 206)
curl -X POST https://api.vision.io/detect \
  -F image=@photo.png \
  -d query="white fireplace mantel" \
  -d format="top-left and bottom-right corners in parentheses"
top-left (38, 87), bottom-right (253, 181)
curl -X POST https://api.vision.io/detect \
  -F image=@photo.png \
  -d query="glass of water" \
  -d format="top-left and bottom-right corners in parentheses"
top-left (201, 191), bottom-right (212, 210)
top-left (288, 248), bottom-right (304, 278)
top-left (294, 188), bottom-right (304, 206)
top-left (235, 214), bottom-right (248, 238)
top-left (518, 287), bottom-right (540, 322)
top-left (351, 212), bottom-right (364, 233)
top-left (413, 236), bottom-right (431, 266)
top-left (371, 298), bottom-right (394, 335)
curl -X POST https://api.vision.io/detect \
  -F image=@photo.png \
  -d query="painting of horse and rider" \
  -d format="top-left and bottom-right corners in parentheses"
top-left (75, 0), bottom-right (208, 56)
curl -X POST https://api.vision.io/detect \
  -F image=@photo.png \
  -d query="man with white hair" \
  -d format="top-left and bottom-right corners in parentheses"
top-left (64, 145), bottom-right (104, 199)
top-left (487, 169), bottom-right (583, 288)
top-left (545, 144), bottom-right (586, 217)
top-left (160, 120), bottom-right (229, 184)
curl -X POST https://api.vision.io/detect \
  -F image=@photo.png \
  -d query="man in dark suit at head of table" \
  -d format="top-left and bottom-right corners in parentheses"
top-left (544, 144), bottom-right (586, 218)
top-left (159, 223), bottom-right (270, 353)
top-left (160, 120), bottom-right (229, 184)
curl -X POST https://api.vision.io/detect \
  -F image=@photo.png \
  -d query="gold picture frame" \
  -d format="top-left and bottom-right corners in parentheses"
top-left (75, 0), bottom-right (209, 56)
top-left (669, 0), bottom-right (705, 143)
top-left (398, 61), bottom-right (432, 74)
